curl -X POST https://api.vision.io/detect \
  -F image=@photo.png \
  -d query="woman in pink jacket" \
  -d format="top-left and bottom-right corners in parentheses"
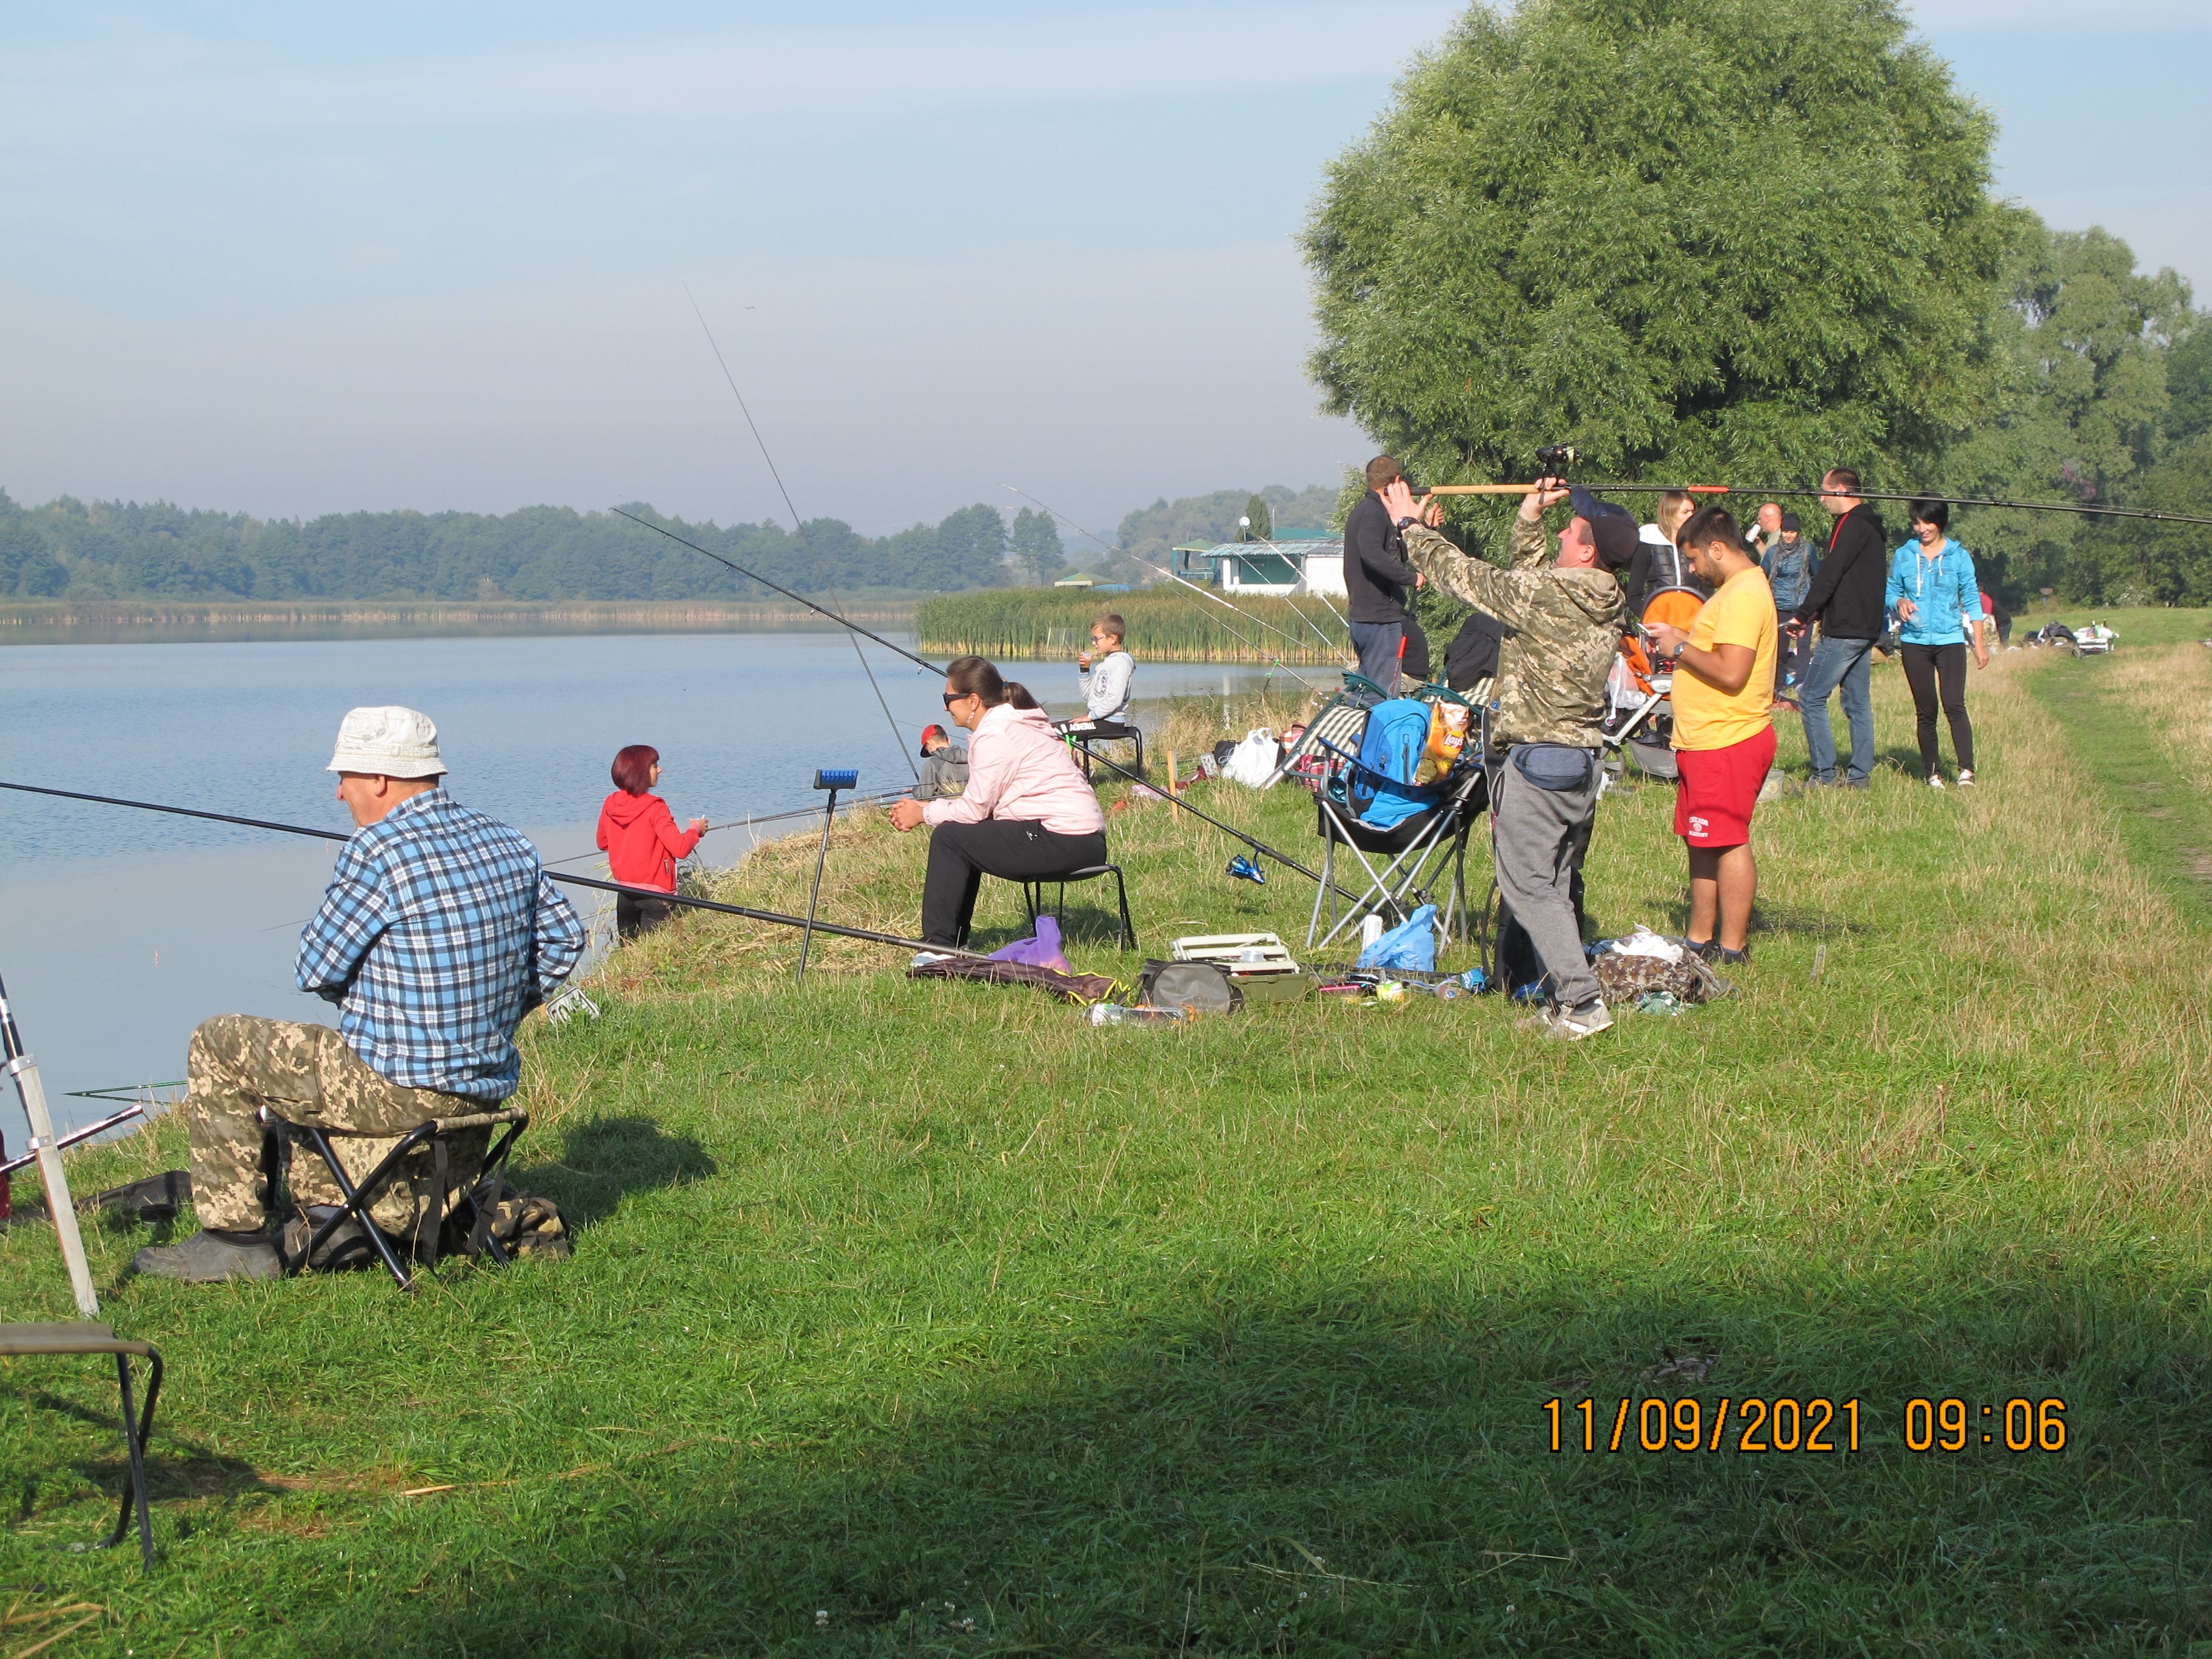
top-left (888, 656), bottom-right (1107, 947)
top-left (597, 743), bottom-right (706, 940)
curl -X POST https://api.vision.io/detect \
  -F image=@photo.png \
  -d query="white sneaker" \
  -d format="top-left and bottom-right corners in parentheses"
top-left (1518, 999), bottom-right (1614, 1041)
top-left (1928, 774), bottom-right (1947, 790)
top-left (1956, 769), bottom-right (1976, 787)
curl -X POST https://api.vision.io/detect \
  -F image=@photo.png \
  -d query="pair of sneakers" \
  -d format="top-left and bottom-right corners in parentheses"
top-left (1687, 938), bottom-right (1751, 968)
top-left (1928, 769), bottom-right (1976, 790)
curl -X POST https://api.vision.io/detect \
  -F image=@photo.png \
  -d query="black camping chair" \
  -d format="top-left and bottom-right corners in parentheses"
top-left (1022, 864), bottom-right (1136, 951)
top-left (1061, 720), bottom-right (1146, 781)
top-left (1307, 694), bottom-right (1490, 952)
top-left (0, 1323), bottom-right (162, 1568)
top-left (260, 1106), bottom-right (532, 1293)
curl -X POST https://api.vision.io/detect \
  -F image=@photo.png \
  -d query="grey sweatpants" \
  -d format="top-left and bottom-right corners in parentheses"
top-left (1490, 757), bottom-right (1601, 1009)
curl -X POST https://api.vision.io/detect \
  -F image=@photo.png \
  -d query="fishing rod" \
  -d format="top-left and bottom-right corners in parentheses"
top-left (0, 780), bottom-right (992, 962)
top-left (613, 509), bottom-right (936, 669)
top-left (1004, 486), bottom-right (1335, 685)
top-left (538, 791), bottom-right (910, 869)
top-left (1424, 479), bottom-right (2212, 528)
top-left (682, 287), bottom-right (920, 780)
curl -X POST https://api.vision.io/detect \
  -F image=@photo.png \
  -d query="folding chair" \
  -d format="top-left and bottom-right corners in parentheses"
top-left (1269, 672), bottom-right (1390, 789)
top-left (1305, 692), bottom-right (1491, 951)
top-left (0, 1323), bottom-right (162, 1568)
top-left (261, 1106), bottom-right (532, 1292)
top-left (1022, 863), bottom-right (1136, 950)
top-left (1062, 720), bottom-right (1146, 780)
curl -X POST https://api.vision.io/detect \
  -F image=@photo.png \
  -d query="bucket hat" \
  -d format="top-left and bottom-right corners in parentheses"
top-left (327, 706), bottom-right (445, 778)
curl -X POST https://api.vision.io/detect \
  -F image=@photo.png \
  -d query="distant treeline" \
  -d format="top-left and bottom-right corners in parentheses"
top-left (0, 495), bottom-right (1038, 602)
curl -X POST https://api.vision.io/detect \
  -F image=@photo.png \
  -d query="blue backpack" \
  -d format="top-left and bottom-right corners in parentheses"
top-left (1348, 699), bottom-right (1436, 830)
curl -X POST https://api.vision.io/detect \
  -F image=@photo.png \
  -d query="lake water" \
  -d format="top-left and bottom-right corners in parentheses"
top-left (0, 631), bottom-right (1278, 1136)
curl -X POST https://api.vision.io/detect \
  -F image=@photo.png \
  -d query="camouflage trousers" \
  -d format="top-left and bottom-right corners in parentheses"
top-left (186, 1014), bottom-right (486, 1236)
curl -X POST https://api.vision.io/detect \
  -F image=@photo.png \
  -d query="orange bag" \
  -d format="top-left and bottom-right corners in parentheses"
top-left (1412, 699), bottom-right (1471, 785)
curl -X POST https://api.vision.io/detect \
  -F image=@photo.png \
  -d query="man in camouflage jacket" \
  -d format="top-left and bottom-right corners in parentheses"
top-left (1379, 478), bottom-right (1631, 1037)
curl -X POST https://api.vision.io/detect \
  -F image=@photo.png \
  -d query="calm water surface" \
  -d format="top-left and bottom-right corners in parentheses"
top-left (1, 631), bottom-right (1278, 1132)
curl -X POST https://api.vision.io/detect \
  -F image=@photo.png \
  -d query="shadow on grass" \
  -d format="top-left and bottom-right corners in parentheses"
top-left (518, 1114), bottom-right (718, 1229)
top-left (314, 1270), bottom-right (2212, 1656)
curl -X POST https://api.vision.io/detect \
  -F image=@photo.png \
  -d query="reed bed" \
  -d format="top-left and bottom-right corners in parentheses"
top-left (914, 587), bottom-right (1349, 663)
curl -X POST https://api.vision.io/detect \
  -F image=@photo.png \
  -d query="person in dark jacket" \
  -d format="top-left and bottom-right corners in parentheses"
top-left (1341, 455), bottom-right (1425, 691)
top-left (1786, 468), bottom-right (1888, 788)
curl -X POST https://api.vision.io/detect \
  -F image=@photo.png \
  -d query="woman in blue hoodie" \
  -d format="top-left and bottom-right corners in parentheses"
top-left (1886, 499), bottom-right (1991, 788)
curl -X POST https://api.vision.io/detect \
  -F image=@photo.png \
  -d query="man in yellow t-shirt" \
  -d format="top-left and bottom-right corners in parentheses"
top-left (1643, 506), bottom-right (1778, 967)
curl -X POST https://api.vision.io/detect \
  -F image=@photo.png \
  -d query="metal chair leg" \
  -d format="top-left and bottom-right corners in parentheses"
top-left (104, 1348), bottom-right (160, 1569)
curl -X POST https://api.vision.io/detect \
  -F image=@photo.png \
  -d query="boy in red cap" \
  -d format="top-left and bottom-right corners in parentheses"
top-left (911, 723), bottom-right (969, 801)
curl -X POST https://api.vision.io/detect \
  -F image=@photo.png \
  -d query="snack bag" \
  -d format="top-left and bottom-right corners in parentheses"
top-left (1413, 699), bottom-right (1470, 785)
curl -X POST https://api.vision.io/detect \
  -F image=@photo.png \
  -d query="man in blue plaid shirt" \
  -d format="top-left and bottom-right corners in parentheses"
top-left (137, 706), bottom-right (585, 1283)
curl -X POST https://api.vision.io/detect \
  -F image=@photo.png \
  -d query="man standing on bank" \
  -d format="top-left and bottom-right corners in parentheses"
top-left (1786, 467), bottom-right (1888, 789)
top-left (134, 706), bottom-right (586, 1282)
top-left (1645, 509), bottom-right (1779, 965)
top-left (1342, 456), bottom-right (1426, 692)
top-left (1381, 475), bottom-right (1632, 1040)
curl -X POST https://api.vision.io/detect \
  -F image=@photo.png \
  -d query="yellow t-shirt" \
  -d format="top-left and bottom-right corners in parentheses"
top-left (1671, 565), bottom-right (1777, 751)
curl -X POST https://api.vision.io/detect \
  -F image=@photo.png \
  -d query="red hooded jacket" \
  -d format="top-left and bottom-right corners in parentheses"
top-left (596, 790), bottom-right (703, 894)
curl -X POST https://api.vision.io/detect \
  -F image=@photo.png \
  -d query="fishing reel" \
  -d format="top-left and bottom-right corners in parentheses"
top-left (1535, 443), bottom-right (1580, 478)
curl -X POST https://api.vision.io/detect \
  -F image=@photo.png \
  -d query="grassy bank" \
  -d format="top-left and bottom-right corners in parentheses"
top-left (916, 588), bottom-right (1350, 665)
top-left (5, 623), bottom-right (2212, 1654)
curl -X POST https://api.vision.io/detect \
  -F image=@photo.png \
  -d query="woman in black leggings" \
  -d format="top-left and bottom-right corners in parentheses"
top-left (1883, 498), bottom-right (1991, 788)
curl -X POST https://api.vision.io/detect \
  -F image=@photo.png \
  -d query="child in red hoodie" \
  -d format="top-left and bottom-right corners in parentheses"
top-left (597, 745), bottom-right (707, 939)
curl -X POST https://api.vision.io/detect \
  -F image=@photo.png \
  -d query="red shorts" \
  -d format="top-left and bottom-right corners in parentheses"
top-left (1674, 726), bottom-right (1776, 848)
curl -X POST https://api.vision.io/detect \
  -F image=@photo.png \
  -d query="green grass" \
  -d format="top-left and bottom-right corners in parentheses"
top-left (5, 625), bottom-right (2212, 1655)
top-left (915, 589), bottom-right (1349, 665)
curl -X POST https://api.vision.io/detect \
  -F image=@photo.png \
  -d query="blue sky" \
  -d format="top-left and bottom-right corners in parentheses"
top-left (1, 1), bottom-right (2204, 536)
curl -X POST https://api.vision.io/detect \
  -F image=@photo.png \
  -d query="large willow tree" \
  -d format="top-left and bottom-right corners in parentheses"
top-left (1304, 0), bottom-right (2013, 494)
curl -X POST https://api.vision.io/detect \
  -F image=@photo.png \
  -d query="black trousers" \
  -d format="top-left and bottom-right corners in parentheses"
top-left (615, 891), bottom-right (674, 941)
top-left (921, 821), bottom-right (1109, 947)
top-left (1899, 642), bottom-right (1974, 774)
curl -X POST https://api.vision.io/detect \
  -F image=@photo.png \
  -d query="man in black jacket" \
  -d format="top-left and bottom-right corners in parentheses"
top-left (1341, 455), bottom-right (1425, 691)
top-left (1786, 467), bottom-right (1886, 788)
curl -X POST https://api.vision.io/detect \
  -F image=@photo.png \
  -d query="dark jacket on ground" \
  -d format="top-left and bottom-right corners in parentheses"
top-left (1342, 492), bottom-right (1419, 625)
top-left (1793, 503), bottom-right (1888, 638)
top-left (1443, 609), bottom-right (1507, 691)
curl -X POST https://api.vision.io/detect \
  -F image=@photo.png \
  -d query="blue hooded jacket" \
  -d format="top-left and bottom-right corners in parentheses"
top-left (1884, 537), bottom-right (1981, 647)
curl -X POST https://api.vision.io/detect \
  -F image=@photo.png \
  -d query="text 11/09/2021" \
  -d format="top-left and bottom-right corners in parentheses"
top-left (1542, 1397), bottom-right (2070, 1455)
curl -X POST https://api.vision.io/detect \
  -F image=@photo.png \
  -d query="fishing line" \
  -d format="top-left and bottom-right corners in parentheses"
top-left (1427, 478), bottom-right (2212, 528)
top-left (682, 285), bottom-right (920, 781)
top-left (1004, 486), bottom-right (1332, 686)
top-left (0, 780), bottom-right (990, 961)
top-left (537, 792), bottom-right (909, 868)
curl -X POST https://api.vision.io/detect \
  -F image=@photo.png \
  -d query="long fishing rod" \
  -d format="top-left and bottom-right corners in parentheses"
top-left (683, 287), bottom-right (920, 781)
top-left (1005, 486), bottom-right (1334, 684)
top-left (0, 780), bottom-right (991, 962)
top-left (1426, 479), bottom-right (2212, 528)
top-left (613, 509), bottom-right (935, 670)
top-left (538, 791), bottom-right (910, 868)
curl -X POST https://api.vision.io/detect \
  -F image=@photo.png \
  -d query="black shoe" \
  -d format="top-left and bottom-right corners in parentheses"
top-left (1685, 938), bottom-right (1717, 962)
top-left (1714, 945), bottom-right (1751, 967)
top-left (133, 1228), bottom-right (283, 1283)
top-left (281, 1206), bottom-right (384, 1273)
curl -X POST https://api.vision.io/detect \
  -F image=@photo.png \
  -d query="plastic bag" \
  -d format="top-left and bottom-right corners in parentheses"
top-left (1221, 729), bottom-right (1283, 788)
top-left (989, 915), bottom-right (1074, 975)
top-left (1356, 903), bottom-right (1438, 972)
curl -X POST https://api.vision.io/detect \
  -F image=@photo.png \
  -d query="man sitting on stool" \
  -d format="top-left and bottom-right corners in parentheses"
top-left (133, 706), bottom-right (586, 1282)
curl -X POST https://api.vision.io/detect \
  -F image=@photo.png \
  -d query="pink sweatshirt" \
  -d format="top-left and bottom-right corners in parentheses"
top-left (922, 703), bottom-right (1105, 836)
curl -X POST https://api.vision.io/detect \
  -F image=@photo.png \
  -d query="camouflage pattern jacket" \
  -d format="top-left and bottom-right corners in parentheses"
top-left (1403, 517), bottom-right (1626, 749)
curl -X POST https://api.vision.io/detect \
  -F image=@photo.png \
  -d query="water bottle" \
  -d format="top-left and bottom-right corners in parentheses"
top-left (1359, 914), bottom-right (1386, 953)
top-left (1084, 1004), bottom-right (1187, 1027)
